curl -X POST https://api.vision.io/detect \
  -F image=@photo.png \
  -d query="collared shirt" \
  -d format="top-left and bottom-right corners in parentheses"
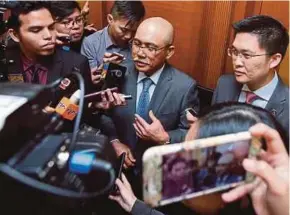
top-left (238, 72), bottom-right (278, 108)
top-left (136, 64), bottom-right (165, 110)
top-left (21, 54), bottom-right (48, 85)
top-left (80, 26), bottom-right (132, 69)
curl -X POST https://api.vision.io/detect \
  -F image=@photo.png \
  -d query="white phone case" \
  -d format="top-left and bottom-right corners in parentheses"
top-left (142, 131), bottom-right (261, 207)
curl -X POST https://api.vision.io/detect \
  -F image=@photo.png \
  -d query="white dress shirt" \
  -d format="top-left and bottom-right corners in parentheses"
top-left (136, 65), bottom-right (165, 111)
top-left (238, 72), bottom-right (279, 108)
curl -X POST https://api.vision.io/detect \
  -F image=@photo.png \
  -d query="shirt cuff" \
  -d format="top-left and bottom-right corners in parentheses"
top-left (131, 199), bottom-right (152, 215)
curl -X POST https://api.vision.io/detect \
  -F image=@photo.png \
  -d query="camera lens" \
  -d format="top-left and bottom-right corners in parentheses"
top-left (111, 70), bottom-right (123, 78)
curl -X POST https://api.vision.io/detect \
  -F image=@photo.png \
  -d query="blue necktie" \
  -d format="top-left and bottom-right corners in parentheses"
top-left (137, 78), bottom-right (153, 120)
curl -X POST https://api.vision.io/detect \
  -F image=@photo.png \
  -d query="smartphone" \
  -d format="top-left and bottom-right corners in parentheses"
top-left (185, 107), bottom-right (199, 117)
top-left (111, 52), bottom-right (125, 60)
top-left (110, 152), bottom-right (126, 194)
top-left (101, 63), bottom-right (127, 89)
top-left (57, 35), bottom-right (71, 43)
top-left (142, 132), bottom-right (262, 207)
top-left (84, 87), bottom-right (118, 102)
top-left (122, 95), bottom-right (132, 100)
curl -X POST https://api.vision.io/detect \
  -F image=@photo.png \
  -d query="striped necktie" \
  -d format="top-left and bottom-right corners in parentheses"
top-left (136, 77), bottom-right (153, 120)
top-left (245, 91), bottom-right (259, 104)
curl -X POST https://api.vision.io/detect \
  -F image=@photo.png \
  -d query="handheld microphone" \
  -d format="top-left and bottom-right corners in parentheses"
top-left (55, 90), bottom-right (80, 121)
top-left (49, 69), bottom-right (80, 108)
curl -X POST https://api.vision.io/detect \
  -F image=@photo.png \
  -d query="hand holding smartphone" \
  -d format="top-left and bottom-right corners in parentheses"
top-left (103, 52), bottom-right (125, 65)
top-left (185, 107), bottom-right (198, 117)
top-left (142, 132), bottom-right (262, 207)
top-left (110, 152), bottom-right (126, 195)
top-left (111, 52), bottom-right (125, 60)
top-left (185, 108), bottom-right (199, 123)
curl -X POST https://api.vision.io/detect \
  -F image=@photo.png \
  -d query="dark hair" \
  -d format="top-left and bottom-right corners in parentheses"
top-left (7, 1), bottom-right (51, 30)
top-left (166, 156), bottom-right (188, 173)
top-left (111, 0), bottom-right (145, 25)
top-left (49, 1), bottom-right (81, 20)
top-left (233, 15), bottom-right (289, 59)
top-left (195, 102), bottom-right (288, 151)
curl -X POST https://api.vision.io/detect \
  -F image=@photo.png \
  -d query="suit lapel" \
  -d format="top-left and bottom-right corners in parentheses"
top-left (46, 50), bottom-right (63, 83)
top-left (123, 63), bottom-right (138, 116)
top-left (148, 64), bottom-right (172, 114)
top-left (265, 78), bottom-right (286, 117)
top-left (232, 79), bottom-right (242, 101)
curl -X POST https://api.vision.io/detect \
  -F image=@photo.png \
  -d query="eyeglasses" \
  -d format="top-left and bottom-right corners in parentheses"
top-left (56, 15), bottom-right (84, 29)
top-left (131, 39), bottom-right (170, 56)
top-left (227, 47), bottom-right (272, 61)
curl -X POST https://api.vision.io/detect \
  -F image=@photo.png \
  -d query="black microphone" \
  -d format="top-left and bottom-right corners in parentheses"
top-left (49, 67), bottom-right (81, 108)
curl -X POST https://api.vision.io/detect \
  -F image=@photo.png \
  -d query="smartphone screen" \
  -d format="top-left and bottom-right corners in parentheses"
top-left (142, 132), bottom-right (261, 207)
top-left (161, 139), bottom-right (250, 204)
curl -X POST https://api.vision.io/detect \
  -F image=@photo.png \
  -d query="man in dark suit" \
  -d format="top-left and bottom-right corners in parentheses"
top-left (6, 1), bottom-right (93, 92)
top-left (102, 17), bottom-right (199, 198)
top-left (212, 15), bottom-right (289, 134)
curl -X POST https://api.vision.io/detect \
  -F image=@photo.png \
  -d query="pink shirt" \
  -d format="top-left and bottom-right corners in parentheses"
top-left (21, 54), bottom-right (48, 84)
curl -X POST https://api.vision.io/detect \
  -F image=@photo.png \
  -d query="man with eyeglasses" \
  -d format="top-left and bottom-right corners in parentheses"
top-left (49, 1), bottom-right (96, 53)
top-left (211, 15), bottom-right (289, 135)
top-left (5, 1), bottom-right (93, 89)
top-left (102, 17), bottom-right (199, 203)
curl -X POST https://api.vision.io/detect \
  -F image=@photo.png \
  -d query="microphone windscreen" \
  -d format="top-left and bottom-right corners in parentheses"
top-left (55, 97), bottom-right (79, 121)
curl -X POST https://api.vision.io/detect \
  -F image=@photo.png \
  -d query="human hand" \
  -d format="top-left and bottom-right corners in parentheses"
top-left (43, 106), bottom-right (55, 113)
top-left (222, 123), bottom-right (289, 215)
top-left (93, 89), bottom-right (126, 110)
top-left (109, 173), bottom-right (137, 212)
top-left (133, 110), bottom-right (170, 144)
top-left (90, 64), bottom-right (103, 85)
top-left (185, 108), bottom-right (198, 124)
top-left (103, 52), bottom-right (125, 65)
top-left (55, 31), bottom-right (71, 45)
top-left (81, 1), bottom-right (90, 16)
top-left (111, 140), bottom-right (136, 169)
top-left (84, 23), bottom-right (97, 33)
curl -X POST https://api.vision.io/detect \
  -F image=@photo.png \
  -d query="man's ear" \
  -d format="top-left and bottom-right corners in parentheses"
top-left (165, 45), bottom-right (175, 60)
top-left (269, 53), bottom-right (282, 69)
top-left (107, 14), bottom-right (114, 25)
top-left (8, 28), bottom-right (20, 43)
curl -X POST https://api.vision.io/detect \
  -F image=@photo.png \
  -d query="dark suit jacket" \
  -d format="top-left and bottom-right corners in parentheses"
top-left (102, 63), bottom-right (199, 164)
top-left (212, 74), bottom-right (289, 135)
top-left (5, 45), bottom-right (93, 93)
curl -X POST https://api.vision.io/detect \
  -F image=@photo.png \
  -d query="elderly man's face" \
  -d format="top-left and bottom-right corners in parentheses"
top-left (132, 24), bottom-right (171, 75)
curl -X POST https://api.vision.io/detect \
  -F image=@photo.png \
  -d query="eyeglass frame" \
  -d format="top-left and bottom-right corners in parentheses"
top-left (131, 39), bottom-right (171, 56)
top-left (227, 47), bottom-right (273, 61)
top-left (55, 15), bottom-right (84, 29)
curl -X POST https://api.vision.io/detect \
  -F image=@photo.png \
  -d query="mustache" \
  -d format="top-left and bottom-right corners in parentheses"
top-left (133, 58), bottom-right (148, 65)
